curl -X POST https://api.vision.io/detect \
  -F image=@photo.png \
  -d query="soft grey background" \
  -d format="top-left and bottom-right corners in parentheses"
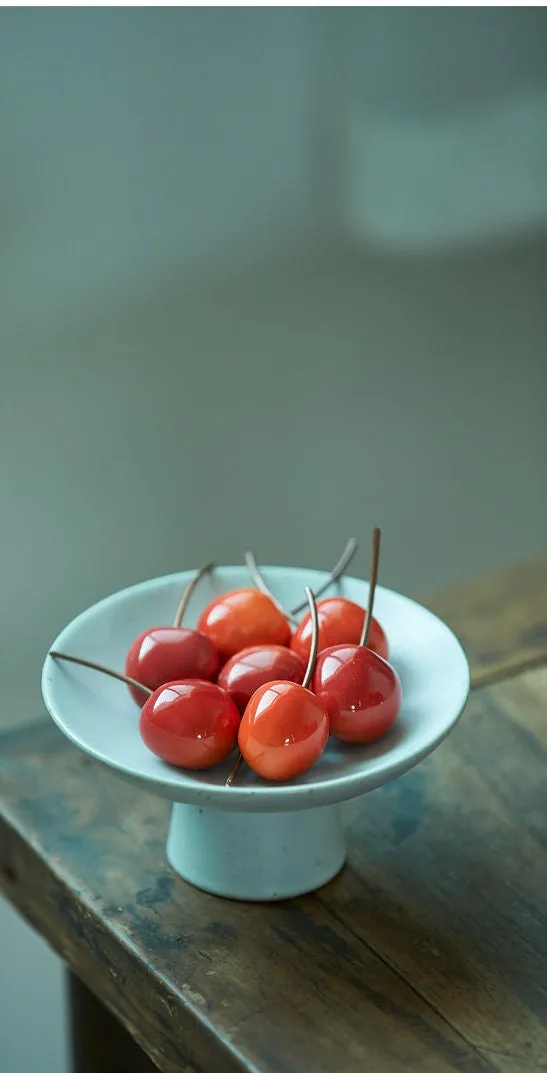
top-left (1, 10), bottom-right (546, 1073)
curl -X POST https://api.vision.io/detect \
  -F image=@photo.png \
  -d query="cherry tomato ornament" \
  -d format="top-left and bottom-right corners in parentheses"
top-left (314, 645), bottom-right (401, 744)
top-left (139, 679), bottom-right (240, 769)
top-left (238, 680), bottom-right (328, 781)
top-left (125, 563), bottom-right (219, 706)
top-left (197, 588), bottom-right (291, 663)
top-left (218, 644), bottom-right (306, 714)
top-left (49, 652), bottom-right (240, 771)
top-left (290, 596), bottom-right (388, 664)
top-left (313, 528), bottom-right (402, 745)
top-left (231, 587), bottom-right (328, 783)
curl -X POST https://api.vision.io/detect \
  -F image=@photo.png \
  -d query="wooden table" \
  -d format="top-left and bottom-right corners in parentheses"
top-left (1, 555), bottom-right (547, 1073)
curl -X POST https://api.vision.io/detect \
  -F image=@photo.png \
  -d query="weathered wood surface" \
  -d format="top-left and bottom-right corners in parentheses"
top-left (426, 553), bottom-right (547, 687)
top-left (68, 972), bottom-right (161, 1073)
top-left (1, 554), bottom-right (547, 1072)
top-left (321, 665), bottom-right (547, 1071)
top-left (1, 666), bottom-right (547, 1072)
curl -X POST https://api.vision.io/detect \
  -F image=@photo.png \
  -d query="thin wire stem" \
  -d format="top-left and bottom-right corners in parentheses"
top-left (244, 551), bottom-right (298, 626)
top-left (225, 751), bottom-right (244, 788)
top-left (49, 651), bottom-right (153, 696)
top-left (359, 527), bottom-right (381, 648)
top-left (302, 586), bottom-right (319, 690)
top-left (290, 538), bottom-right (358, 615)
top-left (173, 561), bottom-right (215, 628)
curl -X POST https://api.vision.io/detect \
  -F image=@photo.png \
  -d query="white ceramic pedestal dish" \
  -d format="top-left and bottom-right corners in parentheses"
top-left (42, 566), bottom-right (470, 901)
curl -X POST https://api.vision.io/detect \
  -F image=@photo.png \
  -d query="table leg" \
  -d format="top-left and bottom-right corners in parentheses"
top-left (67, 971), bottom-right (158, 1073)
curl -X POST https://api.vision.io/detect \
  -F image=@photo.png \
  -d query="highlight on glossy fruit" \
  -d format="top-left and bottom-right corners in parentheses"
top-left (314, 644), bottom-right (401, 743)
top-left (244, 550), bottom-right (299, 626)
top-left (312, 528), bottom-right (401, 744)
top-left (218, 644), bottom-right (306, 714)
top-left (139, 679), bottom-right (240, 769)
top-left (197, 588), bottom-right (291, 662)
top-left (125, 562), bottom-right (219, 705)
top-left (235, 586), bottom-right (328, 782)
top-left (290, 596), bottom-right (388, 664)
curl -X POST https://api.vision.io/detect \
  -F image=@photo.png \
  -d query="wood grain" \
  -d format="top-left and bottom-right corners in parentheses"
top-left (320, 665), bottom-right (547, 1072)
top-left (0, 733), bottom-right (494, 1073)
top-left (426, 553), bottom-right (547, 687)
top-left (2, 554), bottom-right (547, 1072)
top-left (68, 972), bottom-right (162, 1073)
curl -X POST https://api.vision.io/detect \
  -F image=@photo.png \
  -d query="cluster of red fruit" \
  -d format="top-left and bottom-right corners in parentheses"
top-left (51, 530), bottom-right (402, 784)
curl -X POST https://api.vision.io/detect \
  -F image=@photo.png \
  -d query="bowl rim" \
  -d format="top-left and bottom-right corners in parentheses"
top-left (42, 565), bottom-right (471, 812)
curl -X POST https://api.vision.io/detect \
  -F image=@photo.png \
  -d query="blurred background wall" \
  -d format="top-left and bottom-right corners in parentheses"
top-left (1, 9), bottom-right (546, 1073)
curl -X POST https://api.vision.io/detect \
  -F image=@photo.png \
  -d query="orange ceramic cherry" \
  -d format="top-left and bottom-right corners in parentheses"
top-left (197, 589), bottom-right (291, 662)
top-left (238, 680), bottom-right (328, 781)
top-left (234, 586), bottom-right (328, 782)
top-left (139, 679), bottom-right (240, 769)
top-left (290, 596), bottom-right (388, 663)
top-left (218, 645), bottom-right (305, 713)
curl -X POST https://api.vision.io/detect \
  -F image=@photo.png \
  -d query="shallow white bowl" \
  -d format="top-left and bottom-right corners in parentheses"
top-left (42, 566), bottom-right (469, 899)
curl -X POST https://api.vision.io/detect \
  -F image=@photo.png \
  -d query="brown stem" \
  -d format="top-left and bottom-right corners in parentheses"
top-left (49, 651), bottom-right (152, 697)
top-left (173, 561), bottom-right (215, 628)
top-left (359, 527), bottom-right (381, 648)
top-left (302, 586), bottom-right (319, 690)
top-left (244, 551), bottom-right (298, 626)
top-left (290, 537), bottom-right (358, 615)
top-left (225, 751), bottom-right (244, 788)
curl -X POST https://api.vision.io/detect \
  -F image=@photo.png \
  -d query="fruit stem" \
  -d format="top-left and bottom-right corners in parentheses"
top-left (173, 561), bottom-right (215, 629)
top-left (225, 751), bottom-right (244, 788)
top-left (302, 586), bottom-right (319, 690)
top-left (359, 527), bottom-right (381, 648)
top-left (290, 537), bottom-right (358, 614)
top-left (244, 551), bottom-right (298, 626)
top-left (49, 651), bottom-right (152, 697)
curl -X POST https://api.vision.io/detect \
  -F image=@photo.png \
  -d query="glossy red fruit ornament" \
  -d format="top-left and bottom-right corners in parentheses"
top-left (217, 644), bottom-right (306, 714)
top-left (125, 563), bottom-right (219, 706)
top-left (313, 528), bottom-right (401, 744)
top-left (197, 588), bottom-right (291, 663)
top-left (48, 652), bottom-right (240, 770)
top-left (290, 596), bottom-right (388, 664)
top-left (139, 679), bottom-right (240, 769)
top-left (230, 587), bottom-right (328, 783)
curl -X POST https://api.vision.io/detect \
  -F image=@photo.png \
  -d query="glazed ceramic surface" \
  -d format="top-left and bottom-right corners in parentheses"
top-left (42, 566), bottom-right (469, 812)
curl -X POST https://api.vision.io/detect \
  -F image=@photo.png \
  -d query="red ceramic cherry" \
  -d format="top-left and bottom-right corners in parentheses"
top-left (125, 563), bottom-right (219, 706)
top-left (197, 589), bottom-right (291, 663)
top-left (290, 596), bottom-right (388, 664)
top-left (49, 652), bottom-right (240, 771)
top-left (233, 587), bottom-right (328, 782)
top-left (314, 645), bottom-right (401, 743)
top-left (139, 679), bottom-right (240, 769)
top-left (313, 528), bottom-right (402, 744)
top-left (218, 645), bottom-right (306, 714)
